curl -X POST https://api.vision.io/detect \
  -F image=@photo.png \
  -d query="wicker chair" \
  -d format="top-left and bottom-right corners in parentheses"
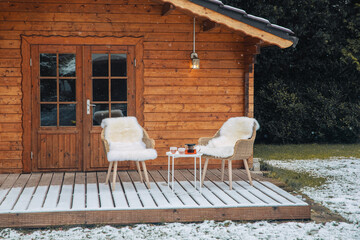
top-left (101, 126), bottom-right (156, 190)
top-left (199, 124), bottom-right (257, 190)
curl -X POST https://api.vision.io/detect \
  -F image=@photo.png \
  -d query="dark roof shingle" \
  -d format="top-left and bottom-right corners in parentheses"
top-left (190, 0), bottom-right (298, 46)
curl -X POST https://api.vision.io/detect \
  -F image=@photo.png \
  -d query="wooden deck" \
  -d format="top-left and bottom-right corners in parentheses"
top-left (0, 169), bottom-right (310, 228)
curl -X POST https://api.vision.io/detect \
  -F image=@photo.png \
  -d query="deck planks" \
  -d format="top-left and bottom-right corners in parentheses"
top-left (0, 174), bottom-right (9, 187)
top-left (128, 171), bottom-right (157, 208)
top-left (72, 172), bottom-right (85, 210)
top-left (27, 173), bottom-right (52, 210)
top-left (57, 172), bottom-right (75, 210)
top-left (148, 170), bottom-right (184, 207)
top-left (12, 173), bottom-right (41, 211)
top-left (0, 170), bottom-right (310, 227)
top-left (0, 174), bottom-right (19, 205)
top-left (111, 173), bottom-right (129, 209)
top-left (118, 171), bottom-right (143, 208)
top-left (42, 172), bottom-right (63, 209)
top-left (86, 172), bottom-right (100, 209)
top-left (0, 174), bottom-right (30, 211)
top-left (97, 172), bottom-right (114, 209)
top-left (209, 169), bottom-right (267, 205)
top-left (158, 170), bottom-right (198, 207)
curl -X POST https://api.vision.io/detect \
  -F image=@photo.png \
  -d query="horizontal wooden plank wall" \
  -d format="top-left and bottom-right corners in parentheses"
top-left (0, 0), bottom-right (251, 172)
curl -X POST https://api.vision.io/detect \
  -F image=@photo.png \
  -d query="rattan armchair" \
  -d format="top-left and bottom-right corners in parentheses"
top-left (101, 127), bottom-right (156, 189)
top-left (199, 124), bottom-right (257, 190)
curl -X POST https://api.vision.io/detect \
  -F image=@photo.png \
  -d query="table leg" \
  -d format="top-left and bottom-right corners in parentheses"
top-left (172, 156), bottom-right (175, 192)
top-left (194, 156), bottom-right (197, 190)
top-left (168, 155), bottom-right (170, 188)
top-left (199, 156), bottom-right (202, 192)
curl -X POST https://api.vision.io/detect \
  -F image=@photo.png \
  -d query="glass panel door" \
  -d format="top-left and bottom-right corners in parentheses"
top-left (91, 53), bottom-right (128, 126)
top-left (32, 45), bottom-right (82, 171)
top-left (83, 45), bottom-right (135, 170)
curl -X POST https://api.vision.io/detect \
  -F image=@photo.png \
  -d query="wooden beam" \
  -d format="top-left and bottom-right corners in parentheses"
top-left (202, 19), bottom-right (217, 32)
top-left (243, 41), bottom-right (260, 119)
top-left (161, 3), bottom-right (175, 16)
top-left (21, 37), bottom-right (31, 173)
top-left (156, 0), bottom-right (294, 48)
top-left (0, 206), bottom-right (310, 228)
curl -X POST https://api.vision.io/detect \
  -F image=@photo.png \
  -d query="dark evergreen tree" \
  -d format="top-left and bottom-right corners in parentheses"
top-left (223, 0), bottom-right (360, 143)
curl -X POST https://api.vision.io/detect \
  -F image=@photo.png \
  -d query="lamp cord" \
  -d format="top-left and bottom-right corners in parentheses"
top-left (193, 17), bottom-right (196, 53)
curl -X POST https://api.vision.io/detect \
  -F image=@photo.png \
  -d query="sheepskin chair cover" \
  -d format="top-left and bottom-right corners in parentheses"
top-left (101, 117), bottom-right (157, 161)
top-left (198, 117), bottom-right (260, 158)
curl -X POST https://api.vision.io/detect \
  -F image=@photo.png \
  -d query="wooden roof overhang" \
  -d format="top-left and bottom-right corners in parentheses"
top-left (155, 0), bottom-right (298, 49)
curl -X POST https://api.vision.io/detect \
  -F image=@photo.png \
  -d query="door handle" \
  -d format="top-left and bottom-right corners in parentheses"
top-left (86, 99), bottom-right (96, 115)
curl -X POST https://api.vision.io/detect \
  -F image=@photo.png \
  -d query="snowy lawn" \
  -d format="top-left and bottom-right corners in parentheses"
top-left (1, 158), bottom-right (359, 240)
top-left (266, 158), bottom-right (360, 224)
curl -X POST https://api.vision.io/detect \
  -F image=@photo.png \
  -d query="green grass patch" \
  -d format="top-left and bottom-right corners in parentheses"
top-left (254, 144), bottom-right (360, 160)
top-left (253, 144), bottom-right (356, 190)
top-left (260, 161), bottom-right (326, 190)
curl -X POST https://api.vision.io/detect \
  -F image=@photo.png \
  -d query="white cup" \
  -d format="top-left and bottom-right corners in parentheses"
top-left (170, 147), bottom-right (177, 154)
top-left (178, 148), bottom-right (185, 154)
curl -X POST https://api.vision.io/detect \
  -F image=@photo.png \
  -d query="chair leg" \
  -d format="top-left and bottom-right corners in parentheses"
top-left (201, 158), bottom-right (209, 187)
top-left (221, 159), bottom-right (225, 181)
top-left (105, 161), bottom-right (113, 184)
top-left (228, 160), bottom-right (233, 190)
top-left (141, 161), bottom-right (151, 189)
top-left (112, 161), bottom-right (118, 190)
top-left (243, 158), bottom-right (253, 186)
top-left (135, 161), bottom-right (143, 183)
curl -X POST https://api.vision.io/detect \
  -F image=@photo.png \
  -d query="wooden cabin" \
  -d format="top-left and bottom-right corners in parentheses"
top-left (0, 0), bottom-right (297, 174)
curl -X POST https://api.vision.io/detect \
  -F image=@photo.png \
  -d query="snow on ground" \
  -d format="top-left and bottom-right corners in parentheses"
top-left (0, 220), bottom-right (359, 240)
top-left (267, 158), bottom-right (360, 224)
top-left (1, 158), bottom-right (359, 240)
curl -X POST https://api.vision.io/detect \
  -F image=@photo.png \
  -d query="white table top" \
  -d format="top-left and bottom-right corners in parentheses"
top-left (166, 151), bottom-right (203, 158)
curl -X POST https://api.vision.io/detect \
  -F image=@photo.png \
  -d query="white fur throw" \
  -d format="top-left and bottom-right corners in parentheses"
top-left (198, 117), bottom-right (260, 158)
top-left (101, 117), bottom-right (157, 162)
top-left (101, 117), bottom-right (143, 143)
top-left (107, 148), bottom-right (157, 162)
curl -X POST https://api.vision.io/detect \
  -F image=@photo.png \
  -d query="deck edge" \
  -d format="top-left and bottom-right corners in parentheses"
top-left (0, 205), bottom-right (311, 228)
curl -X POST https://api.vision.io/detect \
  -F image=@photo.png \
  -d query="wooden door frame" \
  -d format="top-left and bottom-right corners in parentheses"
top-left (21, 36), bottom-right (144, 173)
top-left (82, 45), bottom-right (137, 171)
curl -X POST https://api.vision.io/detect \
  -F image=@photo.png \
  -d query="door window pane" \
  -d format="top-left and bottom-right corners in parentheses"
top-left (41, 104), bottom-right (57, 126)
top-left (111, 104), bottom-right (127, 117)
top-left (93, 104), bottom-right (109, 126)
top-left (59, 54), bottom-right (76, 77)
top-left (111, 79), bottom-right (127, 101)
top-left (59, 104), bottom-right (76, 126)
top-left (40, 54), bottom-right (57, 77)
top-left (59, 79), bottom-right (76, 102)
top-left (92, 54), bottom-right (108, 77)
top-left (40, 79), bottom-right (57, 102)
top-left (111, 54), bottom-right (127, 77)
top-left (93, 79), bottom-right (109, 101)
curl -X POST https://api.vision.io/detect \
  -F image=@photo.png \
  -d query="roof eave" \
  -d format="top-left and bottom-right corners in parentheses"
top-left (156, 0), bottom-right (298, 48)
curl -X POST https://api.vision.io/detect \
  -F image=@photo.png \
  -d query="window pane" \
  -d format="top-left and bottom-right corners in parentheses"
top-left (41, 104), bottom-right (57, 126)
top-left (40, 79), bottom-right (57, 102)
top-left (59, 79), bottom-right (76, 102)
top-left (92, 54), bottom-right (108, 77)
top-left (59, 104), bottom-right (76, 126)
top-left (59, 54), bottom-right (76, 77)
top-left (111, 104), bottom-right (127, 117)
top-left (93, 104), bottom-right (109, 126)
top-left (93, 79), bottom-right (109, 101)
top-left (111, 79), bottom-right (127, 101)
top-left (111, 54), bottom-right (127, 77)
top-left (40, 54), bottom-right (57, 77)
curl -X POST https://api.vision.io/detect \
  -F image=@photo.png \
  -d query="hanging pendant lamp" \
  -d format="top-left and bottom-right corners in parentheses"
top-left (191, 17), bottom-right (200, 69)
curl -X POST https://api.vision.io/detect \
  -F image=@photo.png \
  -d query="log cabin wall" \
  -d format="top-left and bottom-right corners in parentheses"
top-left (0, 0), bottom-right (254, 173)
